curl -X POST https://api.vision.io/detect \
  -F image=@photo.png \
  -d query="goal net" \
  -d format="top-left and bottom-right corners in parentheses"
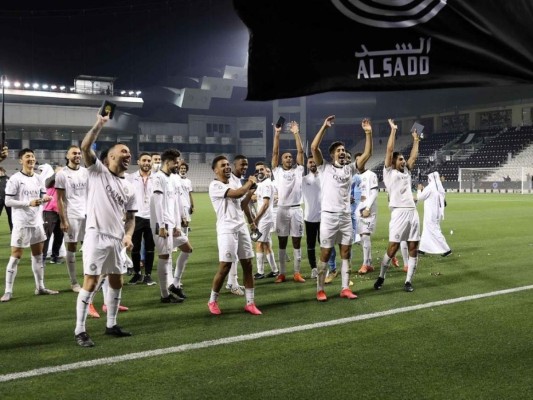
top-left (458, 167), bottom-right (533, 193)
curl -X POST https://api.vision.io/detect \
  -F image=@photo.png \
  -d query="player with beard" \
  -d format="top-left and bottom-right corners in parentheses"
top-left (126, 152), bottom-right (156, 285)
top-left (374, 119), bottom-right (421, 293)
top-left (177, 161), bottom-right (194, 232)
top-left (310, 116), bottom-right (373, 302)
top-left (74, 114), bottom-right (137, 347)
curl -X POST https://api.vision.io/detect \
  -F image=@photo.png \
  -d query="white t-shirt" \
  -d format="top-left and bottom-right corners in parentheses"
top-left (272, 165), bottom-right (304, 206)
top-left (318, 162), bottom-right (357, 214)
top-left (150, 170), bottom-right (181, 231)
top-left (383, 166), bottom-right (416, 209)
top-left (255, 178), bottom-right (274, 224)
top-left (179, 176), bottom-right (193, 209)
top-left (5, 171), bottom-right (46, 227)
top-left (302, 172), bottom-right (321, 222)
top-left (126, 170), bottom-right (154, 219)
top-left (85, 159), bottom-right (137, 239)
top-left (55, 165), bottom-right (89, 220)
top-left (358, 169), bottom-right (379, 213)
top-left (209, 179), bottom-right (246, 234)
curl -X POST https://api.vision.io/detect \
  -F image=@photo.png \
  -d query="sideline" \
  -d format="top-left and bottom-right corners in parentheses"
top-left (1, 285), bottom-right (531, 383)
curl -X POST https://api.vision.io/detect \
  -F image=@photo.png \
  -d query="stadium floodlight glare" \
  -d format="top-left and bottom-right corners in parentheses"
top-left (50, 85), bottom-right (57, 90)
top-left (136, 90), bottom-right (142, 96)
top-left (120, 90), bottom-right (126, 95)
top-left (24, 83), bottom-right (31, 88)
top-left (42, 84), bottom-right (49, 90)
top-left (32, 83), bottom-right (39, 89)
top-left (3, 80), bottom-right (10, 88)
top-left (69, 87), bottom-right (75, 92)
top-left (59, 85), bottom-right (66, 91)
top-left (14, 82), bottom-right (21, 88)
top-left (128, 91), bottom-right (134, 96)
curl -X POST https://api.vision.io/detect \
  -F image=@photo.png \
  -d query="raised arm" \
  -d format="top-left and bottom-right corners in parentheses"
top-left (271, 125), bottom-right (282, 169)
top-left (81, 114), bottom-right (109, 167)
top-left (355, 118), bottom-right (373, 171)
top-left (290, 121), bottom-right (305, 166)
top-left (311, 115), bottom-right (335, 166)
top-left (406, 129), bottom-right (420, 171)
top-left (384, 118), bottom-right (397, 168)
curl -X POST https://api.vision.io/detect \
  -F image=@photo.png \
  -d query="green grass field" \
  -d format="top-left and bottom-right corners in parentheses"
top-left (0, 192), bottom-right (532, 399)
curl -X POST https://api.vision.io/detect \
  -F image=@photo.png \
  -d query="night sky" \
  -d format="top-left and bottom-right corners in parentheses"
top-left (0, 0), bottom-right (248, 91)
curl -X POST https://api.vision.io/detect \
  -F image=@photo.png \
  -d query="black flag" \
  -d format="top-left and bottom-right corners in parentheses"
top-left (233, 0), bottom-right (533, 100)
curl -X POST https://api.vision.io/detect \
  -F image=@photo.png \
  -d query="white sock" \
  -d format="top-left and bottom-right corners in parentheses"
top-left (401, 241), bottom-right (409, 266)
top-left (106, 287), bottom-right (121, 328)
top-left (31, 254), bottom-right (45, 290)
top-left (380, 253), bottom-right (391, 278)
top-left (245, 288), bottom-right (255, 305)
top-left (341, 259), bottom-right (350, 289)
top-left (266, 252), bottom-right (278, 273)
top-left (406, 256), bottom-right (418, 283)
top-left (278, 249), bottom-right (286, 274)
top-left (293, 248), bottom-right (302, 273)
top-left (173, 251), bottom-right (190, 287)
top-left (66, 250), bottom-right (78, 285)
top-left (209, 290), bottom-right (219, 303)
top-left (317, 260), bottom-right (328, 291)
top-left (89, 275), bottom-right (105, 305)
top-left (75, 289), bottom-right (92, 335)
top-left (4, 257), bottom-right (20, 293)
top-left (158, 258), bottom-right (172, 297)
top-left (256, 252), bottom-right (265, 274)
top-left (362, 235), bottom-right (372, 265)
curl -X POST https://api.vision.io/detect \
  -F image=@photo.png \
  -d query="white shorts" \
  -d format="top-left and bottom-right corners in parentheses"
top-left (271, 208), bottom-right (277, 233)
top-left (276, 206), bottom-right (304, 237)
top-left (357, 213), bottom-right (377, 235)
top-left (82, 230), bottom-right (126, 276)
top-left (257, 220), bottom-right (273, 243)
top-left (173, 234), bottom-right (189, 248)
top-left (389, 208), bottom-right (421, 242)
top-left (11, 225), bottom-right (47, 248)
top-left (154, 234), bottom-right (174, 256)
top-left (217, 226), bottom-right (254, 262)
top-left (320, 212), bottom-right (352, 248)
top-left (64, 218), bottom-right (86, 243)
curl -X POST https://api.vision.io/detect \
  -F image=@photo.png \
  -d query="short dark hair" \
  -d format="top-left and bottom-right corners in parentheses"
top-left (180, 161), bottom-right (189, 172)
top-left (212, 155), bottom-right (227, 170)
top-left (255, 161), bottom-right (266, 168)
top-left (18, 148), bottom-right (34, 159)
top-left (328, 141), bottom-right (344, 155)
top-left (161, 148), bottom-right (181, 163)
top-left (99, 148), bottom-right (109, 162)
top-left (138, 152), bottom-right (151, 160)
top-left (233, 154), bottom-right (247, 162)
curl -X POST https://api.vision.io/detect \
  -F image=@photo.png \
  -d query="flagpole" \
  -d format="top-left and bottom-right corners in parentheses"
top-left (1, 75), bottom-right (5, 146)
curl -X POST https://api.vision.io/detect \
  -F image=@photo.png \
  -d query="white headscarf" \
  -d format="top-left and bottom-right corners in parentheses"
top-left (427, 171), bottom-right (445, 220)
top-left (37, 163), bottom-right (54, 183)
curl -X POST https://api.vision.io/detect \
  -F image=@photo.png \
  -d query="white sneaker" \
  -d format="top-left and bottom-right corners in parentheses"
top-left (71, 283), bottom-right (81, 293)
top-left (310, 268), bottom-right (318, 279)
top-left (226, 284), bottom-right (245, 296)
top-left (1, 292), bottom-right (12, 302)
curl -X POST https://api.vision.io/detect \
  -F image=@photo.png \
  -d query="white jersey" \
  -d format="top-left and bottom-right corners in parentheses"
top-left (358, 169), bottom-right (379, 214)
top-left (5, 171), bottom-right (46, 227)
top-left (255, 178), bottom-right (274, 224)
top-left (318, 162), bottom-right (357, 214)
top-left (272, 165), bottom-right (304, 206)
top-left (383, 166), bottom-right (416, 209)
top-left (209, 179), bottom-right (246, 234)
top-left (179, 176), bottom-right (193, 209)
top-left (85, 159), bottom-right (137, 239)
top-left (55, 165), bottom-right (89, 220)
top-left (302, 172), bottom-right (321, 222)
top-left (150, 170), bottom-right (181, 231)
top-left (126, 170), bottom-right (154, 219)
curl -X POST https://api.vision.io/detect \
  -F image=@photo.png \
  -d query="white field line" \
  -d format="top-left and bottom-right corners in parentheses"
top-left (1, 285), bottom-right (532, 383)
